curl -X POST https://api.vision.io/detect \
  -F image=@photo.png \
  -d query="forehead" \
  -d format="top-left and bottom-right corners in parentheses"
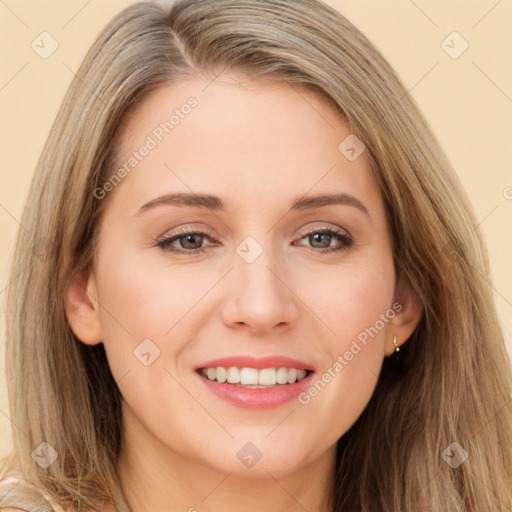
top-left (106, 74), bottom-right (381, 217)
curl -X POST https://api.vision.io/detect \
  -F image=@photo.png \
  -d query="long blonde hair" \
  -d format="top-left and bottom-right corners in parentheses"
top-left (2, 0), bottom-right (511, 510)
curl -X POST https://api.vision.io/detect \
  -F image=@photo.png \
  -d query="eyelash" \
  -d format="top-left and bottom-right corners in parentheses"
top-left (155, 226), bottom-right (354, 256)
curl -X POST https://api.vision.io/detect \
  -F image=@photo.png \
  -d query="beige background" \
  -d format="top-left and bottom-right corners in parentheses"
top-left (1, 0), bottom-right (511, 457)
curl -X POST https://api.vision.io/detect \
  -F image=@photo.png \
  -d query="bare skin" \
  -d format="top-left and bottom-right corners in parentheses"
top-left (65, 73), bottom-right (422, 512)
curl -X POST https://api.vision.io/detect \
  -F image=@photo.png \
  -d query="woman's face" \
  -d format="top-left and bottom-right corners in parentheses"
top-left (72, 74), bottom-right (406, 479)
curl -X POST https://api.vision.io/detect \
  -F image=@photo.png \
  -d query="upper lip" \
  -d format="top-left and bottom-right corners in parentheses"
top-left (195, 355), bottom-right (314, 372)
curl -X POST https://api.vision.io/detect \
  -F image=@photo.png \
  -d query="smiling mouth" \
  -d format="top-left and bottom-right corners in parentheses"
top-left (196, 366), bottom-right (313, 387)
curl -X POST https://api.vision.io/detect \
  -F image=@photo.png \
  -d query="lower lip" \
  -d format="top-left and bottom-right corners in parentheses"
top-left (195, 371), bottom-right (315, 409)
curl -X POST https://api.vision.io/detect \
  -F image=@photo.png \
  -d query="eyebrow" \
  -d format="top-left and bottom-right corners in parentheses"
top-left (135, 192), bottom-right (370, 217)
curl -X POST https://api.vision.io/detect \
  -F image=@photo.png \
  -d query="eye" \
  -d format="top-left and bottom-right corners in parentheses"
top-left (155, 225), bottom-right (353, 256)
top-left (294, 227), bottom-right (353, 254)
top-left (155, 227), bottom-right (216, 256)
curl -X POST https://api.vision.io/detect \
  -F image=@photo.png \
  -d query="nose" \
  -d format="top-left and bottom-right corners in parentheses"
top-left (220, 249), bottom-right (299, 335)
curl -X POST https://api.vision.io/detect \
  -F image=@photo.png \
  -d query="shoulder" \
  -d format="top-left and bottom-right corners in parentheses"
top-left (0, 473), bottom-right (65, 512)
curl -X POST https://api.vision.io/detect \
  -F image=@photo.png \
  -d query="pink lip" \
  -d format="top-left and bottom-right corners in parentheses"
top-left (194, 356), bottom-right (315, 409)
top-left (195, 355), bottom-right (313, 371)
top-left (195, 369), bottom-right (315, 409)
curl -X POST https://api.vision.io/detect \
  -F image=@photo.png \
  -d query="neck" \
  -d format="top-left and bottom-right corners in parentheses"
top-left (117, 404), bottom-right (336, 512)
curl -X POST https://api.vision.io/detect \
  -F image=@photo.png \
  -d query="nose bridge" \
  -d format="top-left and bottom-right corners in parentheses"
top-left (225, 233), bottom-right (298, 332)
top-left (236, 235), bottom-right (284, 301)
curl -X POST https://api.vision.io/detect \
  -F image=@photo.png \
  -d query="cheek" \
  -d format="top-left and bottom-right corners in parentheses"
top-left (92, 240), bottom-right (226, 383)
top-left (91, 242), bottom-right (177, 377)
top-left (299, 253), bottom-right (395, 351)
top-left (294, 256), bottom-right (395, 438)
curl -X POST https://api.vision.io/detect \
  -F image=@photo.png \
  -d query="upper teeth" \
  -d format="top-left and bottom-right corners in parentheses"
top-left (200, 367), bottom-right (308, 386)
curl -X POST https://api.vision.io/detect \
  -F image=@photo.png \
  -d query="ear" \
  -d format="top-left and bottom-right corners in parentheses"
top-left (63, 267), bottom-right (103, 346)
top-left (384, 273), bottom-right (423, 356)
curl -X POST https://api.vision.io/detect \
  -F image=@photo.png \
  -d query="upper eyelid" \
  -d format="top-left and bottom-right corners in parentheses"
top-left (296, 224), bottom-right (350, 238)
top-left (158, 225), bottom-right (215, 239)
top-left (160, 222), bottom-right (350, 239)
top-left (158, 221), bottom-right (350, 238)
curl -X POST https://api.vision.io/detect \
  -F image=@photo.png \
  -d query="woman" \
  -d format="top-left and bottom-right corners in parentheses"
top-left (1, 0), bottom-right (511, 510)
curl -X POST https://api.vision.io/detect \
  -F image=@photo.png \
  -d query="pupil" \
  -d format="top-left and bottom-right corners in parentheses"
top-left (310, 233), bottom-right (331, 248)
top-left (182, 234), bottom-right (203, 249)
